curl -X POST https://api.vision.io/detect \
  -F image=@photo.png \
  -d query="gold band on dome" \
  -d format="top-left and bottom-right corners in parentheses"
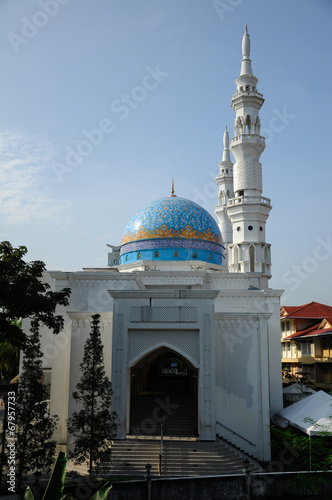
top-left (121, 224), bottom-right (222, 245)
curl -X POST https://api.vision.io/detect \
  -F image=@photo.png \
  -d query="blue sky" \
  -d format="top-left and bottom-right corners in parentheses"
top-left (0, 0), bottom-right (331, 306)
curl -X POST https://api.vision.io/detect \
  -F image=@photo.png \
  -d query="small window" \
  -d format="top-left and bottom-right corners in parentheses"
top-left (322, 338), bottom-right (328, 350)
top-left (137, 252), bottom-right (141, 259)
top-left (237, 226), bottom-right (241, 232)
top-left (208, 253), bottom-right (212, 261)
top-left (154, 251), bottom-right (159, 258)
top-left (240, 86), bottom-right (243, 91)
top-left (239, 190), bottom-right (244, 196)
top-left (260, 226), bottom-right (263, 231)
top-left (173, 250), bottom-right (179, 258)
top-left (248, 225), bottom-right (253, 231)
top-left (282, 323), bottom-right (285, 332)
top-left (125, 255), bottom-right (129, 262)
top-left (246, 85), bottom-right (250, 91)
top-left (192, 252), bottom-right (197, 259)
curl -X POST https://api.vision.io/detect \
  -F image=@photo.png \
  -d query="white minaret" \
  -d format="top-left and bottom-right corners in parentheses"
top-left (215, 125), bottom-right (234, 266)
top-left (227, 24), bottom-right (272, 279)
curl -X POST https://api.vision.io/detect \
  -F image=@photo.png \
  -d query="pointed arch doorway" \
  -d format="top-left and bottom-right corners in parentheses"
top-left (129, 347), bottom-right (198, 437)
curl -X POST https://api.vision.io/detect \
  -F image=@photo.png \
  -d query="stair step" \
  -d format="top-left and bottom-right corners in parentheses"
top-left (66, 437), bottom-right (262, 478)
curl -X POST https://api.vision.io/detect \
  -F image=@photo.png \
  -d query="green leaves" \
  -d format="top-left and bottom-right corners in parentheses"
top-left (88, 482), bottom-right (112, 500)
top-left (41, 451), bottom-right (67, 500)
top-left (24, 453), bottom-right (112, 500)
top-left (0, 241), bottom-right (70, 347)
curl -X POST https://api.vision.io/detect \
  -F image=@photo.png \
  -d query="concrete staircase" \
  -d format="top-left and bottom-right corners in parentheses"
top-left (67, 437), bottom-right (262, 478)
top-left (130, 394), bottom-right (198, 436)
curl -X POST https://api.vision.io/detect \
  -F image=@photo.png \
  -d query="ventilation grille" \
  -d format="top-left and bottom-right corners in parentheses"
top-left (130, 306), bottom-right (197, 323)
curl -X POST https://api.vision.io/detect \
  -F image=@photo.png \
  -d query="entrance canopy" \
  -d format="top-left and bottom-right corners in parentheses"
top-left (275, 390), bottom-right (332, 436)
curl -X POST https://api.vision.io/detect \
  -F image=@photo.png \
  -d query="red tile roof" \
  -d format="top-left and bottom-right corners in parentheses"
top-left (284, 323), bottom-right (320, 340)
top-left (305, 328), bottom-right (332, 338)
top-left (285, 327), bottom-right (332, 340)
top-left (281, 302), bottom-right (332, 319)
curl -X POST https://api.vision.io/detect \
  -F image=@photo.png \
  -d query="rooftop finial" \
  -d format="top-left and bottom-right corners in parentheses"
top-left (245, 22), bottom-right (248, 34)
top-left (170, 178), bottom-right (176, 197)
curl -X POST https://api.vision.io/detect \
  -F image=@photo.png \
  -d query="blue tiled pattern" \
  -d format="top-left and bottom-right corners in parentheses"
top-left (119, 196), bottom-right (224, 266)
top-left (121, 238), bottom-right (223, 253)
top-left (121, 197), bottom-right (223, 245)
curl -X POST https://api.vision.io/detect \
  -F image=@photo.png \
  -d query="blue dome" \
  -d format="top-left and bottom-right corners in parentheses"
top-left (120, 196), bottom-right (224, 265)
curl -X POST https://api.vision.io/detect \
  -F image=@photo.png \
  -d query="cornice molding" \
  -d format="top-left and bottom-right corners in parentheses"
top-left (109, 290), bottom-right (220, 300)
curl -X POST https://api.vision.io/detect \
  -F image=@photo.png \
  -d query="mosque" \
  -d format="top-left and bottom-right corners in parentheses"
top-left (41, 26), bottom-right (283, 462)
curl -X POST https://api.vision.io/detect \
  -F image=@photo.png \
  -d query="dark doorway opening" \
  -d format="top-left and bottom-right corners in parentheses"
top-left (130, 348), bottom-right (198, 437)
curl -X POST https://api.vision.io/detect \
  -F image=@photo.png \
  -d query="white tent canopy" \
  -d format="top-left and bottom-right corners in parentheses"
top-left (283, 383), bottom-right (316, 395)
top-left (275, 390), bottom-right (332, 436)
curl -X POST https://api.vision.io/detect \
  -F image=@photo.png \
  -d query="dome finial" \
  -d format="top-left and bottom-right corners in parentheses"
top-left (245, 21), bottom-right (248, 34)
top-left (170, 178), bottom-right (176, 197)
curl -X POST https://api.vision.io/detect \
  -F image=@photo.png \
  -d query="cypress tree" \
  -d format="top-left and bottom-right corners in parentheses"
top-left (16, 319), bottom-right (58, 488)
top-left (67, 314), bottom-right (117, 475)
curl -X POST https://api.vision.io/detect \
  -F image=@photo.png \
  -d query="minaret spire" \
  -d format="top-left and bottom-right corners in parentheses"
top-left (241, 23), bottom-right (252, 76)
top-left (222, 124), bottom-right (231, 163)
top-left (215, 124), bottom-right (234, 266)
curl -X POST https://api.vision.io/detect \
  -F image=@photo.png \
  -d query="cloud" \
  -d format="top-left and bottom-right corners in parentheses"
top-left (0, 130), bottom-right (72, 225)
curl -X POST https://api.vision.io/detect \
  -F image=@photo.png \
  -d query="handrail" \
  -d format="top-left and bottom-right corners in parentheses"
top-left (159, 420), bottom-right (164, 475)
top-left (216, 420), bottom-right (256, 447)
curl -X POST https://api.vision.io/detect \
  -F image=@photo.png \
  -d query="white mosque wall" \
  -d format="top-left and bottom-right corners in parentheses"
top-left (215, 312), bottom-right (271, 461)
top-left (35, 267), bottom-right (283, 459)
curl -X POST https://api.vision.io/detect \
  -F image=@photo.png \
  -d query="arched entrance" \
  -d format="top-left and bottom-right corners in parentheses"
top-left (129, 347), bottom-right (198, 437)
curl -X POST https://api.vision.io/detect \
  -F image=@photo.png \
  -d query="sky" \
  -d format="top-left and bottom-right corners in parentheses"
top-left (0, 0), bottom-right (331, 307)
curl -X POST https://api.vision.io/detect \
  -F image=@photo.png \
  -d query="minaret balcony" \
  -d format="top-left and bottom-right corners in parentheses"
top-left (231, 134), bottom-right (265, 146)
top-left (232, 89), bottom-right (263, 100)
top-left (231, 93), bottom-right (264, 110)
top-left (228, 194), bottom-right (271, 208)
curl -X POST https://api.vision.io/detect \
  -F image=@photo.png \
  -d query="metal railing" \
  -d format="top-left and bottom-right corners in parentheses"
top-left (159, 420), bottom-right (164, 475)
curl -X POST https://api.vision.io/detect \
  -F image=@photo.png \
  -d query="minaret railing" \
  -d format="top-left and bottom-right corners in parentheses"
top-left (228, 195), bottom-right (271, 207)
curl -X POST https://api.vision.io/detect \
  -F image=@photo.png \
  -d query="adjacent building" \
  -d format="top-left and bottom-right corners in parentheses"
top-left (281, 301), bottom-right (332, 389)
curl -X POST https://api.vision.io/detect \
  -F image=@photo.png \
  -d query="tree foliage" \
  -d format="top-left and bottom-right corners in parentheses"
top-left (16, 319), bottom-right (59, 487)
top-left (282, 364), bottom-right (315, 396)
top-left (0, 241), bottom-right (70, 347)
top-left (270, 424), bottom-right (332, 472)
top-left (67, 314), bottom-right (117, 474)
top-left (0, 319), bottom-right (21, 380)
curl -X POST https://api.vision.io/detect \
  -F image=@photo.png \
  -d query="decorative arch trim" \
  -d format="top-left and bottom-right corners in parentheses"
top-left (128, 340), bottom-right (199, 369)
